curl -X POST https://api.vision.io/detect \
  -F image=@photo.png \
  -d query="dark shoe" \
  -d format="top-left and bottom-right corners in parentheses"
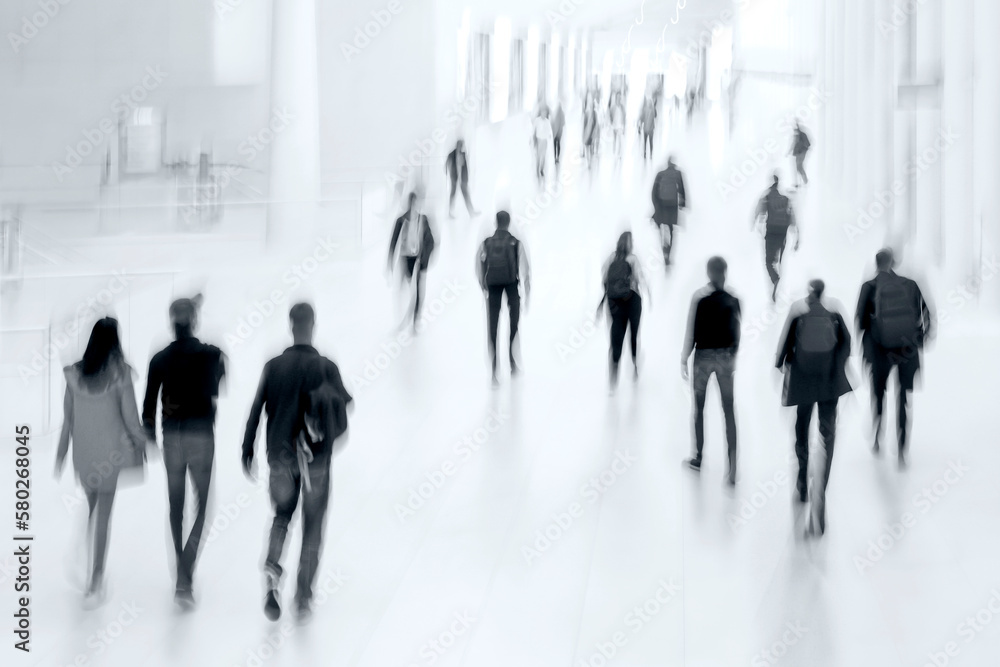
top-left (872, 439), bottom-right (881, 456)
top-left (796, 486), bottom-right (808, 503)
top-left (898, 452), bottom-right (907, 469)
top-left (295, 598), bottom-right (313, 623)
top-left (685, 457), bottom-right (702, 472)
top-left (771, 284), bottom-right (778, 303)
top-left (726, 471), bottom-right (737, 487)
top-left (264, 589), bottom-right (281, 621)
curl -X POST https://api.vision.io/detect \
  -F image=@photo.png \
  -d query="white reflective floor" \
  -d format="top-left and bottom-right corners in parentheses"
top-left (6, 81), bottom-right (1000, 667)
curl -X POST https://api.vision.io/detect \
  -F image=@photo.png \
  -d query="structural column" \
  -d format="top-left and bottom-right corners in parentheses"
top-left (267, 0), bottom-right (322, 250)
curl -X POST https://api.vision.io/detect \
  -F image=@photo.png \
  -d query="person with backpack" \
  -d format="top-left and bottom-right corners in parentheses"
top-left (754, 174), bottom-right (799, 302)
top-left (477, 211), bottom-right (531, 386)
top-left (241, 303), bottom-right (353, 622)
top-left (651, 156), bottom-right (687, 268)
top-left (388, 192), bottom-right (436, 333)
top-left (790, 122), bottom-right (811, 188)
top-left (681, 256), bottom-right (742, 486)
top-left (141, 295), bottom-right (226, 608)
top-left (55, 317), bottom-right (150, 607)
top-left (855, 248), bottom-right (933, 467)
top-left (445, 139), bottom-right (478, 218)
top-left (775, 279), bottom-right (852, 536)
top-left (599, 232), bottom-right (648, 391)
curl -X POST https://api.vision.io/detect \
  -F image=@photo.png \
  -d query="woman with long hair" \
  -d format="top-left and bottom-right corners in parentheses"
top-left (55, 317), bottom-right (148, 604)
top-left (600, 232), bottom-right (648, 391)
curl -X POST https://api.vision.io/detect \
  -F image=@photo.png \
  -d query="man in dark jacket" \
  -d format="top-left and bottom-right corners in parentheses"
top-left (388, 192), bottom-right (436, 333)
top-left (445, 139), bottom-right (478, 218)
top-left (790, 122), bottom-right (811, 187)
top-left (681, 256), bottom-right (741, 485)
top-left (855, 248), bottom-right (933, 467)
top-left (776, 279), bottom-right (852, 536)
top-left (241, 303), bottom-right (353, 622)
top-left (142, 294), bottom-right (226, 607)
top-left (651, 156), bottom-right (687, 268)
top-left (477, 211), bottom-right (531, 386)
top-left (754, 174), bottom-right (799, 302)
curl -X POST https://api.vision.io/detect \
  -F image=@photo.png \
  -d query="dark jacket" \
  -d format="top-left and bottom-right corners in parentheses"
top-left (681, 285), bottom-right (741, 361)
top-left (792, 129), bottom-right (811, 156)
top-left (241, 345), bottom-right (353, 467)
top-left (855, 270), bottom-right (932, 365)
top-left (652, 166), bottom-right (687, 225)
top-left (389, 209), bottom-right (435, 269)
top-left (756, 186), bottom-right (796, 236)
top-left (142, 337), bottom-right (225, 437)
top-left (445, 147), bottom-right (469, 183)
top-left (776, 298), bottom-right (852, 406)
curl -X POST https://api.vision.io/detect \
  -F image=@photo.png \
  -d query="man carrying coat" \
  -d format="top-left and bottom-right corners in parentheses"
top-left (775, 279), bottom-right (852, 537)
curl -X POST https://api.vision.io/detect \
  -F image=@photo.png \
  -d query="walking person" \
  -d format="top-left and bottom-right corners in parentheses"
top-left (681, 257), bottom-right (742, 486)
top-left (790, 122), bottom-right (811, 188)
top-left (388, 192), bottom-right (436, 333)
top-left (241, 303), bottom-right (353, 622)
top-left (477, 211), bottom-right (531, 386)
top-left (445, 139), bottom-right (478, 218)
top-left (532, 109), bottom-right (553, 185)
top-left (775, 280), bottom-right (853, 536)
top-left (855, 248), bottom-right (933, 467)
top-left (582, 98), bottom-right (598, 169)
top-left (651, 156), bottom-right (687, 268)
top-left (610, 92), bottom-right (626, 161)
top-left (754, 174), bottom-right (799, 302)
top-left (55, 317), bottom-right (150, 607)
top-left (551, 102), bottom-right (566, 167)
top-left (142, 295), bottom-right (226, 608)
top-left (599, 231), bottom-right (648, 391)
top-left (639, 93), bottom-right (657, 162)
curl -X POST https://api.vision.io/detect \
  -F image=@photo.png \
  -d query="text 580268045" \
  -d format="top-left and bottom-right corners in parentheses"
top-left (13, 424), bottom-right (32, 653)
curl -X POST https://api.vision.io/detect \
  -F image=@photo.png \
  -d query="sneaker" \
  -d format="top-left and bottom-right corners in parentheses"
top-left (295, 599), bottom-right (313, 624)
top-left (684, 457), bottom-right (702, 472)
top-left (174, 588), bottom-right (195, 610)
top-left (264, 589), bottom-right (281, 621)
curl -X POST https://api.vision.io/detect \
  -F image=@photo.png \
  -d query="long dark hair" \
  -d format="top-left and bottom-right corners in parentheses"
top-left (79, 317), bottom-right (125, 378)
top-left (614, 232), bottom-right (633, 261)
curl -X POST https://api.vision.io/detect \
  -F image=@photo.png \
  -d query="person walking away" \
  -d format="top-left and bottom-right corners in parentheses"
top-left (582, 99), bottom-right (598, 169)
top-left (388, 192), bottom-right (436, 333)
top-left (445, 139), bottom-right (478, 218)
top-left (241, 303), bottom-right (353, 622)
top-left (855, 248), bottom-right (933, 467)
top-left (533, 109), bottom-right (553, 185)
top-left (142, 295), bottom-right (226, 608)
top-left (681, 257), bottom-right (741, 485)
top-left (55, 318), bottom-right (150, 607)
top-left (599, 231), bottom-right (648, 391)
top-left (790, 122), bottom-right (811, 187)
top-left (754, 174), bottom-right (799, 302)
top-left (610, 93), bottom-right (626, 161)
top-left (651, 157), bottom-right (687, 268)
top-left (775, 279), bottom-right (852, 536)
top-left (478, 211), bottom-right (531, 386)
top-left (639, 93), bottom-right (657, 162)
top-left (551, 103), bottom-right (566, 166)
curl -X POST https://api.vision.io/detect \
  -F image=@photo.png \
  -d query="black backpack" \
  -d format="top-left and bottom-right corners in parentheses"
top-left (794, 312), bottom-right (838, 375)
top-left (482, 235), bottom-right (519, 286)
top-left (874, 276), bottom-right (921, 348)
top-left (605, 257), bottom-right (633, 299)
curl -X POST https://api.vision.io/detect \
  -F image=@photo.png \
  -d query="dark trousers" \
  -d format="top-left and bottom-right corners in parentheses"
top-left (764, 232), bottom-right (787, 287)
top-left (643, 131), bottom-right (654, 160)
top-left (163, 427), bottom-right (214, 591)
top-left (265, 460), bottom-right (331, 605)
top-left (691, 348), bottom-right (738, 473)
top-left (869, 350), bottom-right (918, 453)
top-left (84, 487), bottom-right (116, 586)
top-left (795, 153), bottom-right (809, 185)
top-left (609, 291), bottom-right (642, 371)
top-left (487, 283), bottom-right (520, 374)
top-left (553, 135), bottom-right (562, 163)
top-left (449, 177), bottom-right (474, 215)
top-left (403, 256), bottom-right (425, 324)
top-left (795, 400), bottom-right (837, 531)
